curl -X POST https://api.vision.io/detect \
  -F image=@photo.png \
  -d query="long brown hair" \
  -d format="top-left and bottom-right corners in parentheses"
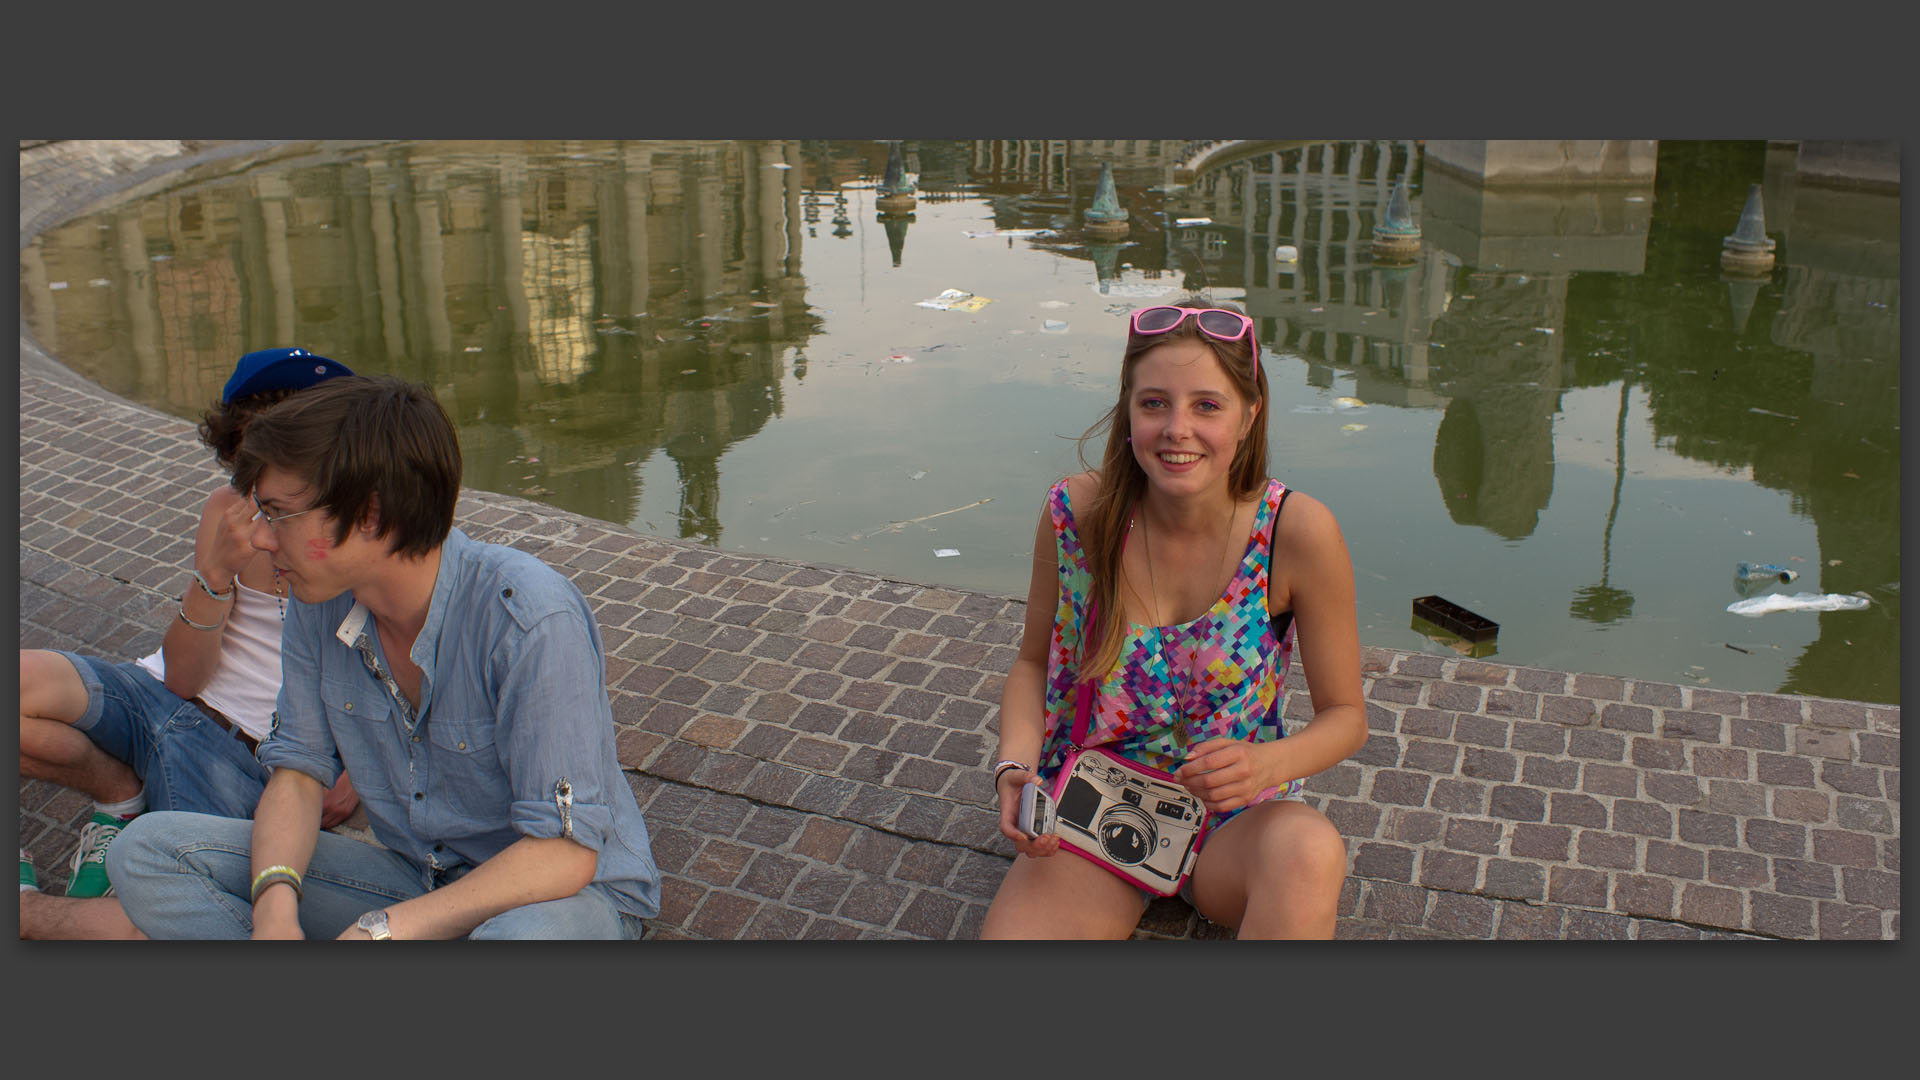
top-left (1073, 295), bottom-right (1270, 679)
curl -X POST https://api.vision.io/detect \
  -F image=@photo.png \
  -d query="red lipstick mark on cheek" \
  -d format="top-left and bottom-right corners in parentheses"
top-left (305, 538), bottom-right (330, 560)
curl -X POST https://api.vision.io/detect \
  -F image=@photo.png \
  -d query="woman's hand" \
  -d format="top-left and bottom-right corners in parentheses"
top-left (995, 767), bottom-right (1060, 858)
top-left (1175, 738), bottom-right (1282, 815)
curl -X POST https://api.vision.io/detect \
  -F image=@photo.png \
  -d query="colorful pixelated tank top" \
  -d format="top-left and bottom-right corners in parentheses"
top-left (1037, 477), bottom-right (1304, 819)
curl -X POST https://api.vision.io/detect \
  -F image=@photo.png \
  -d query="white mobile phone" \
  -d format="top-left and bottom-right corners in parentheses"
top-left (1018, 780), bottom-right (1056, 839)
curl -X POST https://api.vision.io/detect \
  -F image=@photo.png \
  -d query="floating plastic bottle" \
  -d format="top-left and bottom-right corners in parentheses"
top-left (1735, 561), bottom-right (1798, 583)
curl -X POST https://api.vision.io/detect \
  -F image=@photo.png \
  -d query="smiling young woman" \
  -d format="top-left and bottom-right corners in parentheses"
top-left (980, 295), bottom-right (1368, 940)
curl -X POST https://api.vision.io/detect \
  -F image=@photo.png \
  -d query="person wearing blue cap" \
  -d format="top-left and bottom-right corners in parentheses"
top-left (108, 376), bottom-right (660, 939)
top-left (19, 348), bottom-right (361, 939)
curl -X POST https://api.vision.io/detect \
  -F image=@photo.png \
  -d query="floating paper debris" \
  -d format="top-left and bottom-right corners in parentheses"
top-left (1038, 300), bottom-right (1070, 309)
top-left (962, 228), bottom-right (1056, 239)
top-left (1726, 592), bottom-right (1871, 617)
top-left (1175, 217), bottom-right (1213, 226)
top-left (934, 548), bottom-right (961, 558)
top-left (464, 346), bottom-right (483, 353)
top-left (1341, 423), bottom-right (1368, 433)
top-left (910, 470), bottom-right (926, 480)
top-left (917, 288), bottom-right (993, 312)
top-left (47, 281), bottom-right (66, 290)
top-left (1274, 245), bottom-right (1299, 262)
top-left (1041, 320), bottom-right (1069, 333)
top-left (1333, 397), bottom-right (1365, 409)
top-left (885, 354), bottom-right (915, 363)
top-left (88, 278), bottom-right (110, 287)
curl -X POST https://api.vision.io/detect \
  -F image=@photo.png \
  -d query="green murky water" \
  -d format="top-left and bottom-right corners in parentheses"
top-left (19, 139), bottom-right (1900, 703)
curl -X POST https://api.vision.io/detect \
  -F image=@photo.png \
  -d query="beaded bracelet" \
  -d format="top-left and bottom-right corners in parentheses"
top-left (178, 606), bottom-right (227, 632)
top-left (250, 864), bottom-right (304, 904)
top-left (192, 569), bottom-right (236, 602)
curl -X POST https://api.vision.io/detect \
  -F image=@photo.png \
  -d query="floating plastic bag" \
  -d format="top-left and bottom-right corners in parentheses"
top-left (1726, 592), bottom-right (1871, 617)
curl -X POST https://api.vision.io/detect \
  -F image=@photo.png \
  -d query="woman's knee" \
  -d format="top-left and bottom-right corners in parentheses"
top-left (1253, 804), bottom-right (1348, 888)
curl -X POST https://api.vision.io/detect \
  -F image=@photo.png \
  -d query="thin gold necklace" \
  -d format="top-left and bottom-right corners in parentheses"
top-left (1140, 503), bottom-right (1239, 719)
top-left (1138, 500), bottom-right (1242, 629)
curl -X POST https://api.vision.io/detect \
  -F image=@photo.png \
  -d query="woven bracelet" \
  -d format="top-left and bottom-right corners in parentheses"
top-left (250, 864), bottom-right (304, 904)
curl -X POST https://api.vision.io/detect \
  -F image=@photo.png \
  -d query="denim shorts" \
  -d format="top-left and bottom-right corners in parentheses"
top-left (59, 652), bottom-right (272, 820)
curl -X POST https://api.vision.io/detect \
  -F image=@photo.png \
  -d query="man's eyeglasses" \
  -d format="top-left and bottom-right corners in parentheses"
top-left (252, 494), bottom-right (319, 529)
top-left (1127, 305), bottom-right (1259, 363)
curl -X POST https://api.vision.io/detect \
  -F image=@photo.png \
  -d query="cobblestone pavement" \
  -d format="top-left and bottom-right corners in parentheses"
top-left (16, 141), bottom-right (1902, 940)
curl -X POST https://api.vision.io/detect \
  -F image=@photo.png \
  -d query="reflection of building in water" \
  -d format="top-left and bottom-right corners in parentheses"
top-left (1187, 142), bottom-right (1426, 358)
top-left (19, 140), bottom-right (821, 548)
top-left (1426, 271), bottom-right (1568, 540)
top-left (1753, 149), bottom-right (1900, 700)
top-left (1194, 141), bottom-right (1663, 541)
top-left (521, 223), bottom-right (597, 384)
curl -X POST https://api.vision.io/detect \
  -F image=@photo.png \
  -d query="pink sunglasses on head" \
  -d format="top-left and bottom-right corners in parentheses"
top-left (1127, 305), bottom-right (1258, 363)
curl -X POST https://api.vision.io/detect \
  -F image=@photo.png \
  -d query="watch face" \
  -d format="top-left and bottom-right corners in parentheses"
top-left (357, 910), bottom-right (389, 938)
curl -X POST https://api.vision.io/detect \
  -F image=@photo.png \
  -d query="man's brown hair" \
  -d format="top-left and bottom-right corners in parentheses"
top-left (232, 375), bottom-right (462, 558)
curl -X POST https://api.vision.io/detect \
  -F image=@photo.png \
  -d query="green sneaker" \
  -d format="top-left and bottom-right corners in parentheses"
top-left (19, 849), bottom-right (37, 892)
top-left (66, 812), bottom-right (129, 898)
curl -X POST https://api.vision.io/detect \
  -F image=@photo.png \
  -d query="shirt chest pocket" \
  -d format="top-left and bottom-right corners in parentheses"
top-left (426, 717), bottom-right (509, 823)
top-left (319, 676), bottom-right (398, 796)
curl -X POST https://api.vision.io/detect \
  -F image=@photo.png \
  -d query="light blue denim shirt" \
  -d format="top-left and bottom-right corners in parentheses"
top-left (259, 527), bottom-right (660, 920)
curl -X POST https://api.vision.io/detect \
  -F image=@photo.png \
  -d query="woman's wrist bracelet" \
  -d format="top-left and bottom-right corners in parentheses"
top-left (192, 569), bottom-right (236, 601)
top-left (178, 606), bottom-right (227, 632)
top-left (992, 759), bottom-right (1029, 784)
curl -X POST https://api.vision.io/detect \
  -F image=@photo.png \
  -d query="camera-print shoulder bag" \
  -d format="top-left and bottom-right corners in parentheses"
top-left (1049, 679), bottom-right (1211, 896)
top-left (1047, 596), bottom-right (1211, 897)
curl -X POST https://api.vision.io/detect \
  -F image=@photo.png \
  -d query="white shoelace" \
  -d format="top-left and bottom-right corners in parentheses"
top-left (69, 819), bottom-right (122, 873)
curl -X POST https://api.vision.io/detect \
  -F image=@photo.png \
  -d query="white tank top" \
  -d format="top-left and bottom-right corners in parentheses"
top-left (135, 579), bottom-right (283, 740)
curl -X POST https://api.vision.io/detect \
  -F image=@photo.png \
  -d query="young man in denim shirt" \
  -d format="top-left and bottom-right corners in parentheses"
top-left (109, 376), bottom-right (660, 939)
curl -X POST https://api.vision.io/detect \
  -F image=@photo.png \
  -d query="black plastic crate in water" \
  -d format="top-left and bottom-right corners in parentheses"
top-left (1411, 595), bottom-right (1499, 643)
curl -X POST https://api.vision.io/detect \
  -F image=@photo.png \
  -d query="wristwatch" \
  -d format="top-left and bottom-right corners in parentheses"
top-left (354, 908), bottom-right (392, 941)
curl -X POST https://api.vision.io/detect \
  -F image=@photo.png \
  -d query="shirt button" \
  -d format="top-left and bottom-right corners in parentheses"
top-left (457, 741), bottom-right (467, 750)
top-left (502, 587), bottom-right (513, 598)
top-left (412, 735), bottom-right (420, 743)
top-left (343, 702), bottom-right (354, 712)
top-left (414, 792), bottom-right (424, 800)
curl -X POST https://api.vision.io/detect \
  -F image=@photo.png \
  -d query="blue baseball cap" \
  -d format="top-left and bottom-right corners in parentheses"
top-left (222, 347), bottom-right (354, 403)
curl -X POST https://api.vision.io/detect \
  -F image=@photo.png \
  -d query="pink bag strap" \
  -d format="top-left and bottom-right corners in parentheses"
top-left (1070, 505), bottom-right (1133, 749)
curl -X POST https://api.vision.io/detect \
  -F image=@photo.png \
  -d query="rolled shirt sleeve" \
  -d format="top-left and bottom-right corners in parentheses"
top-left (492, 594), bottom-right (623, 856)
top-left (256, 595), bottom-right (345, 790)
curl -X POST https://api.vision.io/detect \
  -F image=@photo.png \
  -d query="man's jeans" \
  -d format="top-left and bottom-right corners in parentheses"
top-left (61, 652), bottom-right (269, 818)
top-left (108, 811), bottom-right (646, 940)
